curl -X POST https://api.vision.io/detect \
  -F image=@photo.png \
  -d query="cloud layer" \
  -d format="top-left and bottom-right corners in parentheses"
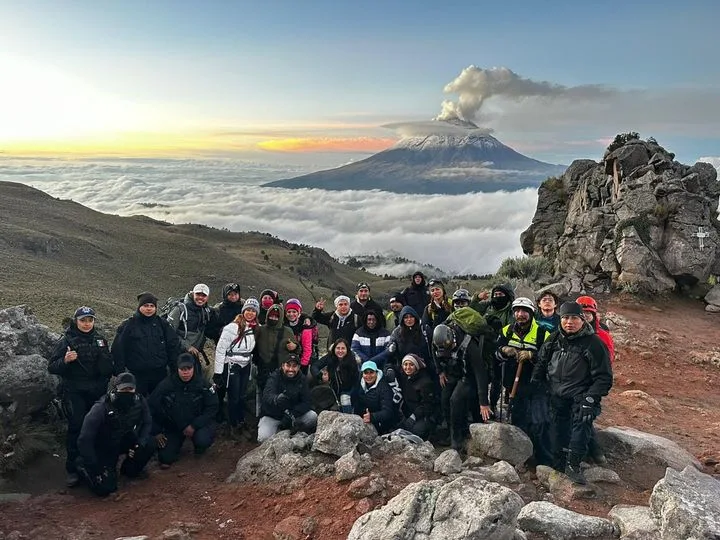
top-left (0, 157), bottom-right (537, 275)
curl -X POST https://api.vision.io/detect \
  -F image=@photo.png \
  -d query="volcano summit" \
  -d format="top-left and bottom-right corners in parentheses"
top-left (264, 120), bottom-right (566, 194)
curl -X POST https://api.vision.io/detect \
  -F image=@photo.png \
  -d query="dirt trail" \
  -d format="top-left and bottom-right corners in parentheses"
top-left (1, 296), bottom-right (718, 539)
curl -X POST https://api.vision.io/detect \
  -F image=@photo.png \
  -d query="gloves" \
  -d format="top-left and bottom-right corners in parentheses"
top-left (516, 350), bottom-right (533, 363)
top-left (578, 395), bottom-right (600, 424)
top-left (388, 342), bottom-right (397, 354)
top-left (279, 411), bottom-right (296, 431)
top-left (500, 346), bottom-right (517, 358)
top-left (275, 392), bottom-right (291, 410)
top-left (212, 373), bottom-right (225, 388)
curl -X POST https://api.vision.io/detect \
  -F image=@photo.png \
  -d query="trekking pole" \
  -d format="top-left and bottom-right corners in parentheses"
top-left (508, 361), bottom-right (524, 425)
top-left (499, 361), bottom-right (505, 422)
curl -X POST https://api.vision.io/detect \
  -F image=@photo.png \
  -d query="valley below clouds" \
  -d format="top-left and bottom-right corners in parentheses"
top-left (0, 157), bottom-right (538, 275)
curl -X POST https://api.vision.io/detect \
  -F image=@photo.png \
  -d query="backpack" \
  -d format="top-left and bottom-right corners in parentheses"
top-left (159, 296), bottom-right (187, 323)
top-left (445, 307), bottom-right (493, 375)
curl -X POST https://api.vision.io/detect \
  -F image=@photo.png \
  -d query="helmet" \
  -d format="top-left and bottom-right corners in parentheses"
top-left (511, 297), bottom-right (536, 315)
top-left (575, 296), bottom-right (597, 312)
top-left (432, 324), bottom-right (456, 358)
top-left (451, 289), bottom-right (471, 305)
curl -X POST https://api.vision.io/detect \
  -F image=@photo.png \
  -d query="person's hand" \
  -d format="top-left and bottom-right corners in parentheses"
top-left (500, 346), bottom-right (517, 358)
top-left (579, 395), bottom-right (599, 424)
top-left (480, 405), bottom-right (492, 422)
top-left (183, 425), bottom-right (195, 438)
top-left (516, 350), bottom-right (533, 363)
top-left (188, 346), bottom-right (200, 358)
top-left (439, 372), bottom-right (448, 388)
top-left (477, 291), bottom-right (489, 301)
top-left (155, 433), bottom-right (167, 448)
top-left (286, 340), bottom-right (297, 351)
top-left (275, 392), bottom-right (291, 409)
top-left (212, 373), bottom-right (224, 388)
top-left (362, 408), bottom-right (371, 424)
top-left (315, 298), bottom-right (326, 311)
top-left (127, 444), bottom-right (138, 458)
top-left (64, 347), bottom-right (78, 364)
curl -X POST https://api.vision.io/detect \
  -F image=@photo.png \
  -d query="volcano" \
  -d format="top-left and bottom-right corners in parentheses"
top-left (264, 120), bottom-right (566, 194)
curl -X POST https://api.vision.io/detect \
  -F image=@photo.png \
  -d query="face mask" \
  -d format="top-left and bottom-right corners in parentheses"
top-left (261, 297), bottom-right (275, 309)
top-left (491, 295), bottom-right (508, 309)
top-left (114, 393), bottom-right (136, 411)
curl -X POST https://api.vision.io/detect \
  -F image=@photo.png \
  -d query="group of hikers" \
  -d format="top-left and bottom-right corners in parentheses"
top-left (49, 271), bottom-right (614, 496)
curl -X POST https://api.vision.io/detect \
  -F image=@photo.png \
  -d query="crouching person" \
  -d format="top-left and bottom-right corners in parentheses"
top-left (149, 353), bottom-right (218, 468)
top-left (75, 373), bottom-right (155, 497)
top-left (355, 361), bottom-right (397, 435)
top-left (258, 354), bottom-right (317, 442)
top-left (397, 354), bottom-right (437, 440)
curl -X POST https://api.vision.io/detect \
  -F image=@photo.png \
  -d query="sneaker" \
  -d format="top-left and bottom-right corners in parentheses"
top-left (65, 472), bottom-right (80, 488)
top-left (564, 462), bottom-right (587, 485)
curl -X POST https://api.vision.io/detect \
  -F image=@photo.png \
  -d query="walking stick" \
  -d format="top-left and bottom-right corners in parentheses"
top-left (508, 361), bottom-right (524, 424)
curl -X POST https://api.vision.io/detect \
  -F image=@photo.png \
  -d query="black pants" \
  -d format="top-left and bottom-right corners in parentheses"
top-left (399, 417), bottom-right (435, 440)
top-left (509, 391), bottom-right (553, 466)
top-left (489, 357), bottom-right (503, 411)
top-left (77, 438), bottom-right (155, 497)
top-left (63, 388), bottom-right (105, 473)
top-left (550, 395), bottom-right (596, 469)
top-left (226, 364), bottom-right (252, 426)
top-left (157, 425), bottom-right (216, 465)
top-left (442, 375), bottom-right (479, 449)
top-left (133, 368), bottom-right (168, 397)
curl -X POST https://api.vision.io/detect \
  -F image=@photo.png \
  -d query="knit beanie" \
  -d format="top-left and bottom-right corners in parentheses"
top-left (242, 297), bottom-right (260, 313)
top-left (401, 353), bottom-right (426, 371)
top-left (285, 298), bottom-right (302, 312)
top-left (334, 295), bottom-right (351, 308)
top-left (137, 292), bottom-right (158, 308)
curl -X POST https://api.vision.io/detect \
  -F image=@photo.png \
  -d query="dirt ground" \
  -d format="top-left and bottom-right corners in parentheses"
top-left (1, 295), bottom-right (719, 540)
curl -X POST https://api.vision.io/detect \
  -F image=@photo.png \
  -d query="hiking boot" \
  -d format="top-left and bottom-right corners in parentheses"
top-left (564, 462), bottom-right (587, 485)
top-left (65, 472), bottom-right (80, 488)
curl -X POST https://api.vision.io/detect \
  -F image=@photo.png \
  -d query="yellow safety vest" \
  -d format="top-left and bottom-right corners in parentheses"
top-left (501, 319), bottom-right (541, 351)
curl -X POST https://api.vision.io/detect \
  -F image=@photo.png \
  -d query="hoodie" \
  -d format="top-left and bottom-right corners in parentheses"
top-left (471, 283), bottom-right (516, 335)
top-left (205, 283), bottom-right (245, 342)
top-left (351, 310), bottom-right (391, 363)
top-left (402, 272), bottom-right (430, 319)
top-left (258, 289), bottom-right (282, 325)
top-left (354, 370), bottom-right (397, 434)
top-left (371, 306), bottom-right (431, 368)
top-left (254, 305), bottom-right (299, 383)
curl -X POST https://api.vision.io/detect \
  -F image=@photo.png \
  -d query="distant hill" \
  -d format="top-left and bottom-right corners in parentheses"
top-left (0, 181), bottom-right (401, 329)
top-left (265, 120), bottom-right (566, 194)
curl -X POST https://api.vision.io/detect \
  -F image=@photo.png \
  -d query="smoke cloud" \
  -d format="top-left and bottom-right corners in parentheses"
top-left (436, 66), bottom-right (615, 122)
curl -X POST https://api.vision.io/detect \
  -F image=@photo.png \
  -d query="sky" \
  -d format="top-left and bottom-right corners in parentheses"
top-left (1, 0), bottom-right (720, 164)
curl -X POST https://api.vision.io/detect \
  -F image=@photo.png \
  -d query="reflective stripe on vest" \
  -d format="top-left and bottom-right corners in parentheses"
top-left (502, 319), bottom-right (541, 351)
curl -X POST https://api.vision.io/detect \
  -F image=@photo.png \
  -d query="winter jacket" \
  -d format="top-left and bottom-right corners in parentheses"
top-left (311, 347), bottom-right (359, 396)
top-left (285, 314), bottom-right (318, 367)
top-left (351, 311), bottom-right (391, 363)
top-left (532, 324), bottom-right (613, 400)
top-left (149, 369), bottom-right (218, 432)
top-left (350, 297), bottom-right (386, 328)
top-left (402, 273), bottom-right (430, 318)
top-left (77, 393), bottom-right (151, 466)
top-left (590, 315), bottom-right (615, 364)
top-left (371, 306), bottom-right (432, 369)
top-left (435, 327), bottom-right (491, 406)
top-left (422, 299), bottom-right (452, 330)
top-left (48, 323), bottom-right (113, 394)
top-left (205, 284), bottom-right (245, 342)
top-left (354, 372), bottom-right (397, 433)
top-left (258, 289), bottom-right (282, 325)
top-left (471, 283), bottom-right (516, 336)
top-left (398, 368), bottom-right (436, 421)
top-left (312, 306), bottom-right (362, 350)
top-left (385, 310), bottom-right (402, 330)
top-left (112, 311), bottom-right (181, 374)
top-left (254, 305), bottom-right (299, 382)
top-left (214, 324), bottom-right (256, 375)
top-left (167, 293), bottom-right (213, 351)
top-left (261, 368), bottom-right (313, 420)
top-left (495, 319), bottom-right (548, 397)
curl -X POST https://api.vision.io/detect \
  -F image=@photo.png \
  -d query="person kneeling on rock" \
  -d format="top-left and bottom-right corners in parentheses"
top-left (149, 353), bottom-right (219, 469)
top-left (258, 354), bottom-right (318, 442)
top-left (75, 373), bottom-right (155, 497)
top-left (354, 361), bottom-right (398, 435)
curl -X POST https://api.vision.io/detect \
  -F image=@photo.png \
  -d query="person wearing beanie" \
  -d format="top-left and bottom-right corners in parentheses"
top-left (312, 294), bottom-right (362, 350)
top-left (254, 304), bottom-right (299, 393)
top-left (241, 297), bottom-right (260, 329)
top-left (350, 282), bottom-right (386, 328)
top-left (75, 370), bottom-right (155, 497)
top-left (49, 306), bottom-right (114, 488)
top-left (421, 279), bottom-right (452, 332)
top-left (386, 292), bottom-right (406, 329)
top-left (258, 289), bottom-right (282, 325)
top-left (402, 272), bottom-right (430, 321)
top-left (112, 292), bottom-right (181, 396)
top-left (283, 299), bottom-right (318, 374)
top-left (205, 282), bottom-right (245, 344)
top-left (397, 353), bottom-right (437, 440)
top-left (532, 301), bottom-right (613, 485)
top-left (149, 352), bottom-right (219, 467)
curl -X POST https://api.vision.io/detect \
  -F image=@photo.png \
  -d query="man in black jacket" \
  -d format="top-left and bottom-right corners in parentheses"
top-left (532, 301), bottom-right (613, 484)
top-left (149, 354), bottom-right (218, 468)
top-left (350, 282), bottom-right (385, 327)
top-left (258, 355), bottom-right (317, 442)
top-left (355, 360), bottom-right (397, 435)
top-left (48, 306), bottom-right (114, 487)
top-left (112, 292), bottom-right (181, 396)
top-left (75, 373), bottom-right (155, 497)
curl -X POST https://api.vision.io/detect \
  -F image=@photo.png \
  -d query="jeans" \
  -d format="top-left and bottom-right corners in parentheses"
top-left (257, 410), bottom-right (318, 443)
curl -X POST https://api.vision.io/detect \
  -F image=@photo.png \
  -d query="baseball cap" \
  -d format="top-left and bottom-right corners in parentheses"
top-left (360, 360), bottom-right (379, 373)
top-left (74, 306), bottom-right (96, 319)
top-left (192, 283), bottom-right (210, 296)
top-left (177, 353), bottom-right (195, 369)
top-left (115, 372), bottom-right (137, 391)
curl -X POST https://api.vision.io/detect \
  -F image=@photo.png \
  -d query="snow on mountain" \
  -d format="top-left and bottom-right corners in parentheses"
top-left (264, 120), bottom-right (566, 195)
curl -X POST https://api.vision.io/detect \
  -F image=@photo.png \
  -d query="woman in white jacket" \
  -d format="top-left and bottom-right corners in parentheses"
top-left (214, 314), bottom-right (256, 437)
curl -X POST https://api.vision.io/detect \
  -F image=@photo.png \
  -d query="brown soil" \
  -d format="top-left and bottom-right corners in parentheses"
top-left (1, 295), bottom-right (719, 540)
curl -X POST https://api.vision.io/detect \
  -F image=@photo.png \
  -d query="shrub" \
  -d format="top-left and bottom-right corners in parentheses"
top-left (495, 256), bottom-right (551, 282)
top-left (606, 132), bottom-right (640, 154)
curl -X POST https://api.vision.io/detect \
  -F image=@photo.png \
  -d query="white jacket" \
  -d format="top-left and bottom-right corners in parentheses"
top-left (214, 323), bottom-right (256, 374)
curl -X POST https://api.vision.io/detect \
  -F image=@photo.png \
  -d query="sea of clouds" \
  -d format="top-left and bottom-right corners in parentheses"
top-left (0, 156), bottom-right (539, 276)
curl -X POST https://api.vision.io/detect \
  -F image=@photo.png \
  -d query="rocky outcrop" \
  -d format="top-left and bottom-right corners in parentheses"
top-left (0, 306), bottom-right (60, 424)
top-left (521, 136), bottom-right (720, 294)
top-left (517, 501), bottom-right (617, 540)
top-left (311, 411), bottom-right (377, 457)
top-left (348, 476), bottom-right (524, 540)
top-left (467, 422), bottom-right (534, 466)
top-left (608, 505), bottom-right (659, 540)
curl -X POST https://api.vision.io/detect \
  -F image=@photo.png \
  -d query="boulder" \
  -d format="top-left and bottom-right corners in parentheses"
top-left (347, 475), bottom-right (387, 499)
top-left (348, 476), bottom-right (524, 540)
top-left (705, 284), bottom-right (720, 307)
top-left (596, 427), bottom-right (701, 489)
top-left (583, 466), bottom-right (622, 485)
top-left (608, 505), bottom-right (659, 540)
top-left (335, 448), bottom-right (372, 482)
top-left (434, 449), bottom-right (462, 475)
top-left (311, 411), bottom-right (377, 457)
top-left (650, 465), bottom-right (720, 540)
top-left (517, 501), bottom-right (616, 540)
top-left (0, 306), bottom-right (59, 359)
top-left (371, 432), bottom-right (436, 470)
top-left (468, 423), bottom-right (533, 466)
top-left (461, 461), bottom-right (521, 484)
top-left (534, 465), bottom-right (599, 501)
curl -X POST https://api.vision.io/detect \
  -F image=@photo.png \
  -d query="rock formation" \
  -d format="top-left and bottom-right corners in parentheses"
top-left (521, 135), bottom-right (720, 294)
